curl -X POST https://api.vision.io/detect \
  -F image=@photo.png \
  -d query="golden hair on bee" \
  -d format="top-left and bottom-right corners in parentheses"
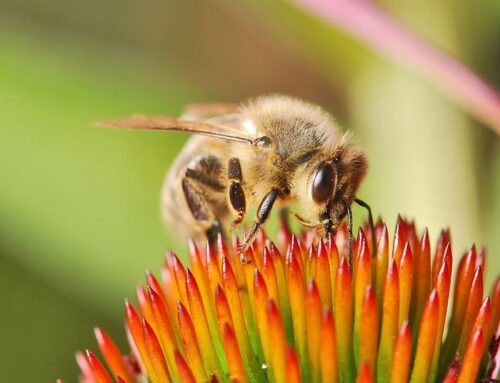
top-left (96, 95), bottom-right (372, 265)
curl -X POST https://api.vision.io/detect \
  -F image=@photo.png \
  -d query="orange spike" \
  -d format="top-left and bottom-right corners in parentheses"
top-left (185, 269), bottom-right (220, 376)
top-left (405, 220), bottom-right (419, 256)
top-left (399, 243), bottom-right (413, 326)
top-left (356, 362), bottom-right (373, 383)
top-left (469, 298), bottom-right (491, 355)
top-left (360, 286), bottom-right (378, 374)
top-left (76, 350), bottom-right (96, 383)
top-left (262, 247), bottom-right (279, 303)
top-left (487, 278), bottom-right (500, 348)
top-left (290, 235), bottom-right (305, 272)
top-left (335, 256), bottom-right (355, 382)
top-left (188, 240), bottom-right (206, 280)
top-left (315, 239), bottom-right (332, 307)
top-left (286, 347), bottom-right (302, 383)
top-left (335, 222), bottom-right (348, 257)
top-left (146, 271), bottom-right (167, 305)
top-left (287, 247), bottom-right (307, 369)
top-left (307, 243), bottom-right (317, 281)
top-left (377, 260), bottom-right (399, 382)
top-left (392, 216), bottom-right (407, 264)
top-left (306, 280), bottom-right (322, 382)
top-left (86, 350), bottom-right (113, 383)
top-left (432, 229), bottom-right (451, 285)
top-left (270, 242), bottom-right (293, 338)
top-left (170, 252), bottom-right (189, 307)
top-left (476, 247), bottom-right (486, 270)
top-left (142, 319), bottom-right (171, 382)
top-left (320, 308), bottom-right (338, 383)
top-left (189, 240), bottom-right (212, 305)
top-left (457, 266), bottom-right (483, 355)
top-left (375, 224), bottom-right (389, 311)
top-left (216, 232), bottom-right (229, 259)
top-left (177, 302), bottom-right (207, 382)
top-left (206, 243), bottom-right (223, 294)
top-left (221, 256), bottom-right (254, 368)
top-left (442, 359), bottom-right (460, 383)
top-left (410, 290), bottom-right (440, 382)
top-left (254, 269), bottom-right (272, 369)
top-left (148, 287), bottom-right (178, 372)
top-left (443, 246), bottom-right (477, 362)
top-left (354, 236), bottom-right (372, 363)
top-left (278, 210), bottom-right (293, 256)
top-left (222, 324), bottom-right (247, 383)
top-left (125, 300), bottom-right (157, 380)
top-left (94, 327), bottom-right (134, 383)
top-left (136, 285), bottom-right (154, 327)
top-left (390, 321), bottom-right (412, 383)
top-left (353, 227), bottom-right (366, 274)
top-left (175, 350), bottom-right (196, 383)
top-left (411, 228), bottom-right (431, 327)
top-left (429, 251), bottom-right (452, 382)
top-left (161, 255), bottom-right (181, 328)
top-left (267, 300), bottom-right (287, 383)
top-left (326, 233), bottom-right (340, 311)
top-left (214, 284), bottom-right (234, 333)
top-left (458, 328), bottom-right (485, 383)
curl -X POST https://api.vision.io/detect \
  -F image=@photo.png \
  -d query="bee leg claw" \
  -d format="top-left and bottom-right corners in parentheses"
top-left (239, 252), bottom-right (252, 264)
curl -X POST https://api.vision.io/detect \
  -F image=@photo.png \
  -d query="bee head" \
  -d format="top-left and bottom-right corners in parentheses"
top-left (309, 145), bottom-right (368, 233)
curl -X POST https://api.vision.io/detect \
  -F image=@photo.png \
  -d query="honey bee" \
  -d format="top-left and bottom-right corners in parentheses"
top-left (97, 95), bottom-right (373, 265)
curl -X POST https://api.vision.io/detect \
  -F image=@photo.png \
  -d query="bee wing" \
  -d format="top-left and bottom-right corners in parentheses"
top-left (182, 103), bottom-right (240, 118)
top-left (95, 114), bottom-right (257, 144)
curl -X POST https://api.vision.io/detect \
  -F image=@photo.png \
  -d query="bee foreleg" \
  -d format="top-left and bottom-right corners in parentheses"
top-left (239, 188), bottom-right (279, 263)
top-left (227, 158), bottom-right (246, 228)
top-left (344, 201), bottom-right (353, 273)
top-left (354, 198), bottom-right (376, 258)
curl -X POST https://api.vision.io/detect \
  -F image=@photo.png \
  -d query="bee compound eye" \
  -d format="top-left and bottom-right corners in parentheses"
top-left (312, 162), bottom-right (335, 203)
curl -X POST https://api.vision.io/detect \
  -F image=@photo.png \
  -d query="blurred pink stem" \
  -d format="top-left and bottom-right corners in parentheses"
top-left (292, 0), bottom-right (500, 134)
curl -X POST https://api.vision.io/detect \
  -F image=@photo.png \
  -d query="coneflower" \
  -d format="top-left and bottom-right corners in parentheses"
top-left (62, 216), bottom-right (499, 382)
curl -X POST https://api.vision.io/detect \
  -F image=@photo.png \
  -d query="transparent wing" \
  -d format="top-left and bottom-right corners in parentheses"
top-left (95, 114), bottom-right (257, 144)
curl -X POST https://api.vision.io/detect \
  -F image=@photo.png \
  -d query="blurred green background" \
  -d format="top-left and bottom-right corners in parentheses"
top-left (0, 0), bottom-right (498, 381)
